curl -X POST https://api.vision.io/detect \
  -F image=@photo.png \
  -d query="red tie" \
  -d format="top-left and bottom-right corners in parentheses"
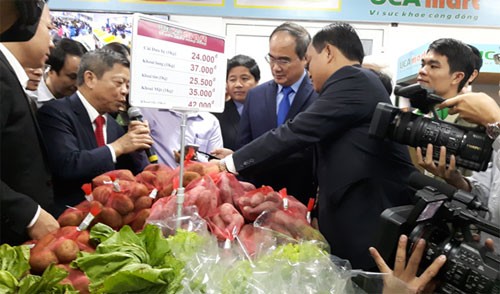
top-left (94, 115), bottom-right (105, 147)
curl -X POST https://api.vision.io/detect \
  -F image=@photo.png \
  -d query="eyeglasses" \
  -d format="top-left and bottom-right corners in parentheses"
top-left (265, 54), bottom-right (293, 67)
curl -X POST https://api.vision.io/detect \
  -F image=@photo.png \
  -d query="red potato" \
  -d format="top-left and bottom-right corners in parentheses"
top-left (238, 224), bottom-right (255, 255)
top-left (103, 169), bottom-right (135, 182)
top-left (30, 250), bottom-right (58, 274)
top-left (215, 173), bottom-right (233, 205)
top-left (74, 201), bottom-right (91, 212)
top-left (130, 183), bottom-right (149, 199)
top-left (144, 163), bottom-right (173, 173)
top-left (92, 185), bottom-right (112, 204)
top-left (156, 170), bottom-right (175, 190)
top-left (185, 162), bottom-right (205, 176)
top-left (209, 214), bottom-right (226, 229)
top-left (183, 171), bottom-right (201, 187)
top-left (107, 193), bottom-right (134, 215)
top-left (187, 189), bottom-right (218, 218)
top-left (75, 230), bottom-right (94, 252)
top-left (92, 175), bottom-right (112, 188)
top-left (134, 196), bottom-right (153, 211)
top-left (130, 209), bottom-right (150, 232)
top-left (147, 196), bottom-right (177, 221)
top-left (202, 162), bottom-right (220, 175)
top-left (67, 267), bottom-right (90, 294)
top-left (97, 207), bottom-right (123, 230)
top-left (122, 211), bottom-right (136, 225)
top-left (54, 239), bottom-right (79, 263)
top-left (157, 184), bottom-right (174, 200)
top-left (239, 181), bottom-right (256, 192)
top-left (135, 170), bottom-right (158, 191)
top-left (31, 233), bottom-right (56, 254)
top-left (58, 210), bottom-right (85, 227)
top-left (208, 203), bottom-right (245, 240)
top-left (239, 192), bottom-right (282, 221)
top-left (116, 180), bottom-right (148, 200)
top-left (54, 226), bottom-right (79, 238)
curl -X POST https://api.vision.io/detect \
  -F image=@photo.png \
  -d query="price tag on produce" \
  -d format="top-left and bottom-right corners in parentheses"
top-left (130, 14), bottom-right (226, 112)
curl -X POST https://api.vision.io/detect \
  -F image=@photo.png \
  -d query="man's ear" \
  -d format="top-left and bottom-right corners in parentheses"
top-left (468, 69), bottom-right (479, 84)
top-left (84, 70), bottom-right (96, 89)
top-left (451, 71), bottom-right (465, 87)
top-left (325, 44), bottom-right (335, 63)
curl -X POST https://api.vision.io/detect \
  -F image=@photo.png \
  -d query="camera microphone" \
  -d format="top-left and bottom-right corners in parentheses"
top-left (127, 106), bottom-right (158, 164)
top-left (409, 171), bottom-right (488, 211)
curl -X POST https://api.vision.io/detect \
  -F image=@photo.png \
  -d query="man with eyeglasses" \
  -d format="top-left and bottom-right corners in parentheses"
top-left (234, 22), bottom-right (318, 206)
top-left (216, 23), bottom-right (416, 270)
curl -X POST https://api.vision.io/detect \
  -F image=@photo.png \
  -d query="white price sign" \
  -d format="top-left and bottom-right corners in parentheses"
top-left (130, 14), bottom-right (226, 113)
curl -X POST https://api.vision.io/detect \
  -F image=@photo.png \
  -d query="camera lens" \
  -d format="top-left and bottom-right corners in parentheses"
top-left (387, 111), bottom-right (492, 171)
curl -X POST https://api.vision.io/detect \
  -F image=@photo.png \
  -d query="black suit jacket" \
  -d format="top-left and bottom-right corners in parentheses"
top-left (213, 100), bottom-right (241, 151)
top-left (37, 93), bottom-right (147, 214)
top-left (233, 66), bottom-right (416, 269)
top-left (236, 76), bottom-right (318, 205)
top-left (0, 51), bottom-right (55, 245)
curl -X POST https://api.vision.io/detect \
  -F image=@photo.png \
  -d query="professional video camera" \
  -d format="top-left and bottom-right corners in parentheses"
top-left (376, 172), bottom-right (500, 293)
top-left (369, 83), bottom-right (493, 171)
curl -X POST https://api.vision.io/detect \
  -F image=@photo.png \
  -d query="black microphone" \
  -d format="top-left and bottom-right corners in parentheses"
top-left (127, 106), bottom-right (158, 164)
top-left (409, 171), bottom-right (488, 211)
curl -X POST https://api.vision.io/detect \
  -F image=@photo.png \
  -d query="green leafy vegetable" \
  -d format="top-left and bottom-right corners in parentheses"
top-left (0, 271), bottom-right (18, 294)
top-left (74, 224), bottom-right (185, 293)
top-left (0, 244), bottom-right (30, 279)
top-left (18, 264), bottom-right (77, 294)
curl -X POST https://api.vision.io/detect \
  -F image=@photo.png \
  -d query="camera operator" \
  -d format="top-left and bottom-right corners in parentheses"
top-left (417, 92), bottom-right (500, 250)
top-left (370, 234), bottom-right (447, 294)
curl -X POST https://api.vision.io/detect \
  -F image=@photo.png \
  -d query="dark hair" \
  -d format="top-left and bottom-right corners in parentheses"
top-left (467, 44), bottom-right (482, 71)
top-left (102, 42), bottom-right (130, 59)
top-left (46, 38), bottom-right (87, 73)
top-left (369, 69), bottom-right (393, 95)
top-left (427, 38), bottom-right (475, 92)
top-left (226, 54), bottom-right (261, 82)
top-left (77, 49), bottom-right (129, 86)
top-left (270, 22), bottom-right (311, 59)
top-left (311, 22), bottom-right (364, 64)
top-left (467, 44), bottom-right (482, 84)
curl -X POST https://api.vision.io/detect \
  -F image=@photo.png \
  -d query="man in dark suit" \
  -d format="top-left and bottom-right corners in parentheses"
top-left (236, 22), bottom-right (318, 205)
top-left (218, 23), bottom-right (416, 270)
top-left (1, 3), bottom-right (60, 245)
top-left (214, 55), bottom-right (260, 151)
top-left (38, 49), bottom-right (152, 214)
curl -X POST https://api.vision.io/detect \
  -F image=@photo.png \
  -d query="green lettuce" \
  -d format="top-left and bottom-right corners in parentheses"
top-left (18, 264), bottom-right (78, 294)
top-left (74, 224), bottom-right (184, 293)
top-left (0, 244), bottom-right (30, 279)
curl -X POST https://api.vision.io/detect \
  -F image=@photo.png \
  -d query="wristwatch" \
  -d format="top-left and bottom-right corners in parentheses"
top-left (486, 122), bottom-right (500, 140)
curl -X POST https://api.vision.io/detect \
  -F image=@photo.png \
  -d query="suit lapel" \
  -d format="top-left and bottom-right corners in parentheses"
top-left (105, 114), bottom-right (122, 143)
top-left (0, 51), bottom-right (51, 167)
top-left (69, 94), bottom-right (98, 147)
top-left (226, 101), bottom-right (240, 134)
top-left (264, 81), bottom-right (279, 128)
top-left (288, 76), bottom-right (313, 119)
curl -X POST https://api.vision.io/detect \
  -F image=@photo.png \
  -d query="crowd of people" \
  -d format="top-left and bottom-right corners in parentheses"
top-left (1, 0), bottom-right (499, 292)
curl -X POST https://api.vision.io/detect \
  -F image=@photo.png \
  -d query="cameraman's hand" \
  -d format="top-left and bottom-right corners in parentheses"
top-left (369, 235), bottom-right (446, 294)
top-left (439, 92), bottom-right (500, 127)
top-left (416, 144), bottom-right (471, 191)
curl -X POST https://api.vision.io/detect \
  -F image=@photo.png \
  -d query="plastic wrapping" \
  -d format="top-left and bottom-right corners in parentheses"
top-left (146, 206), bottom-right (371, 294)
